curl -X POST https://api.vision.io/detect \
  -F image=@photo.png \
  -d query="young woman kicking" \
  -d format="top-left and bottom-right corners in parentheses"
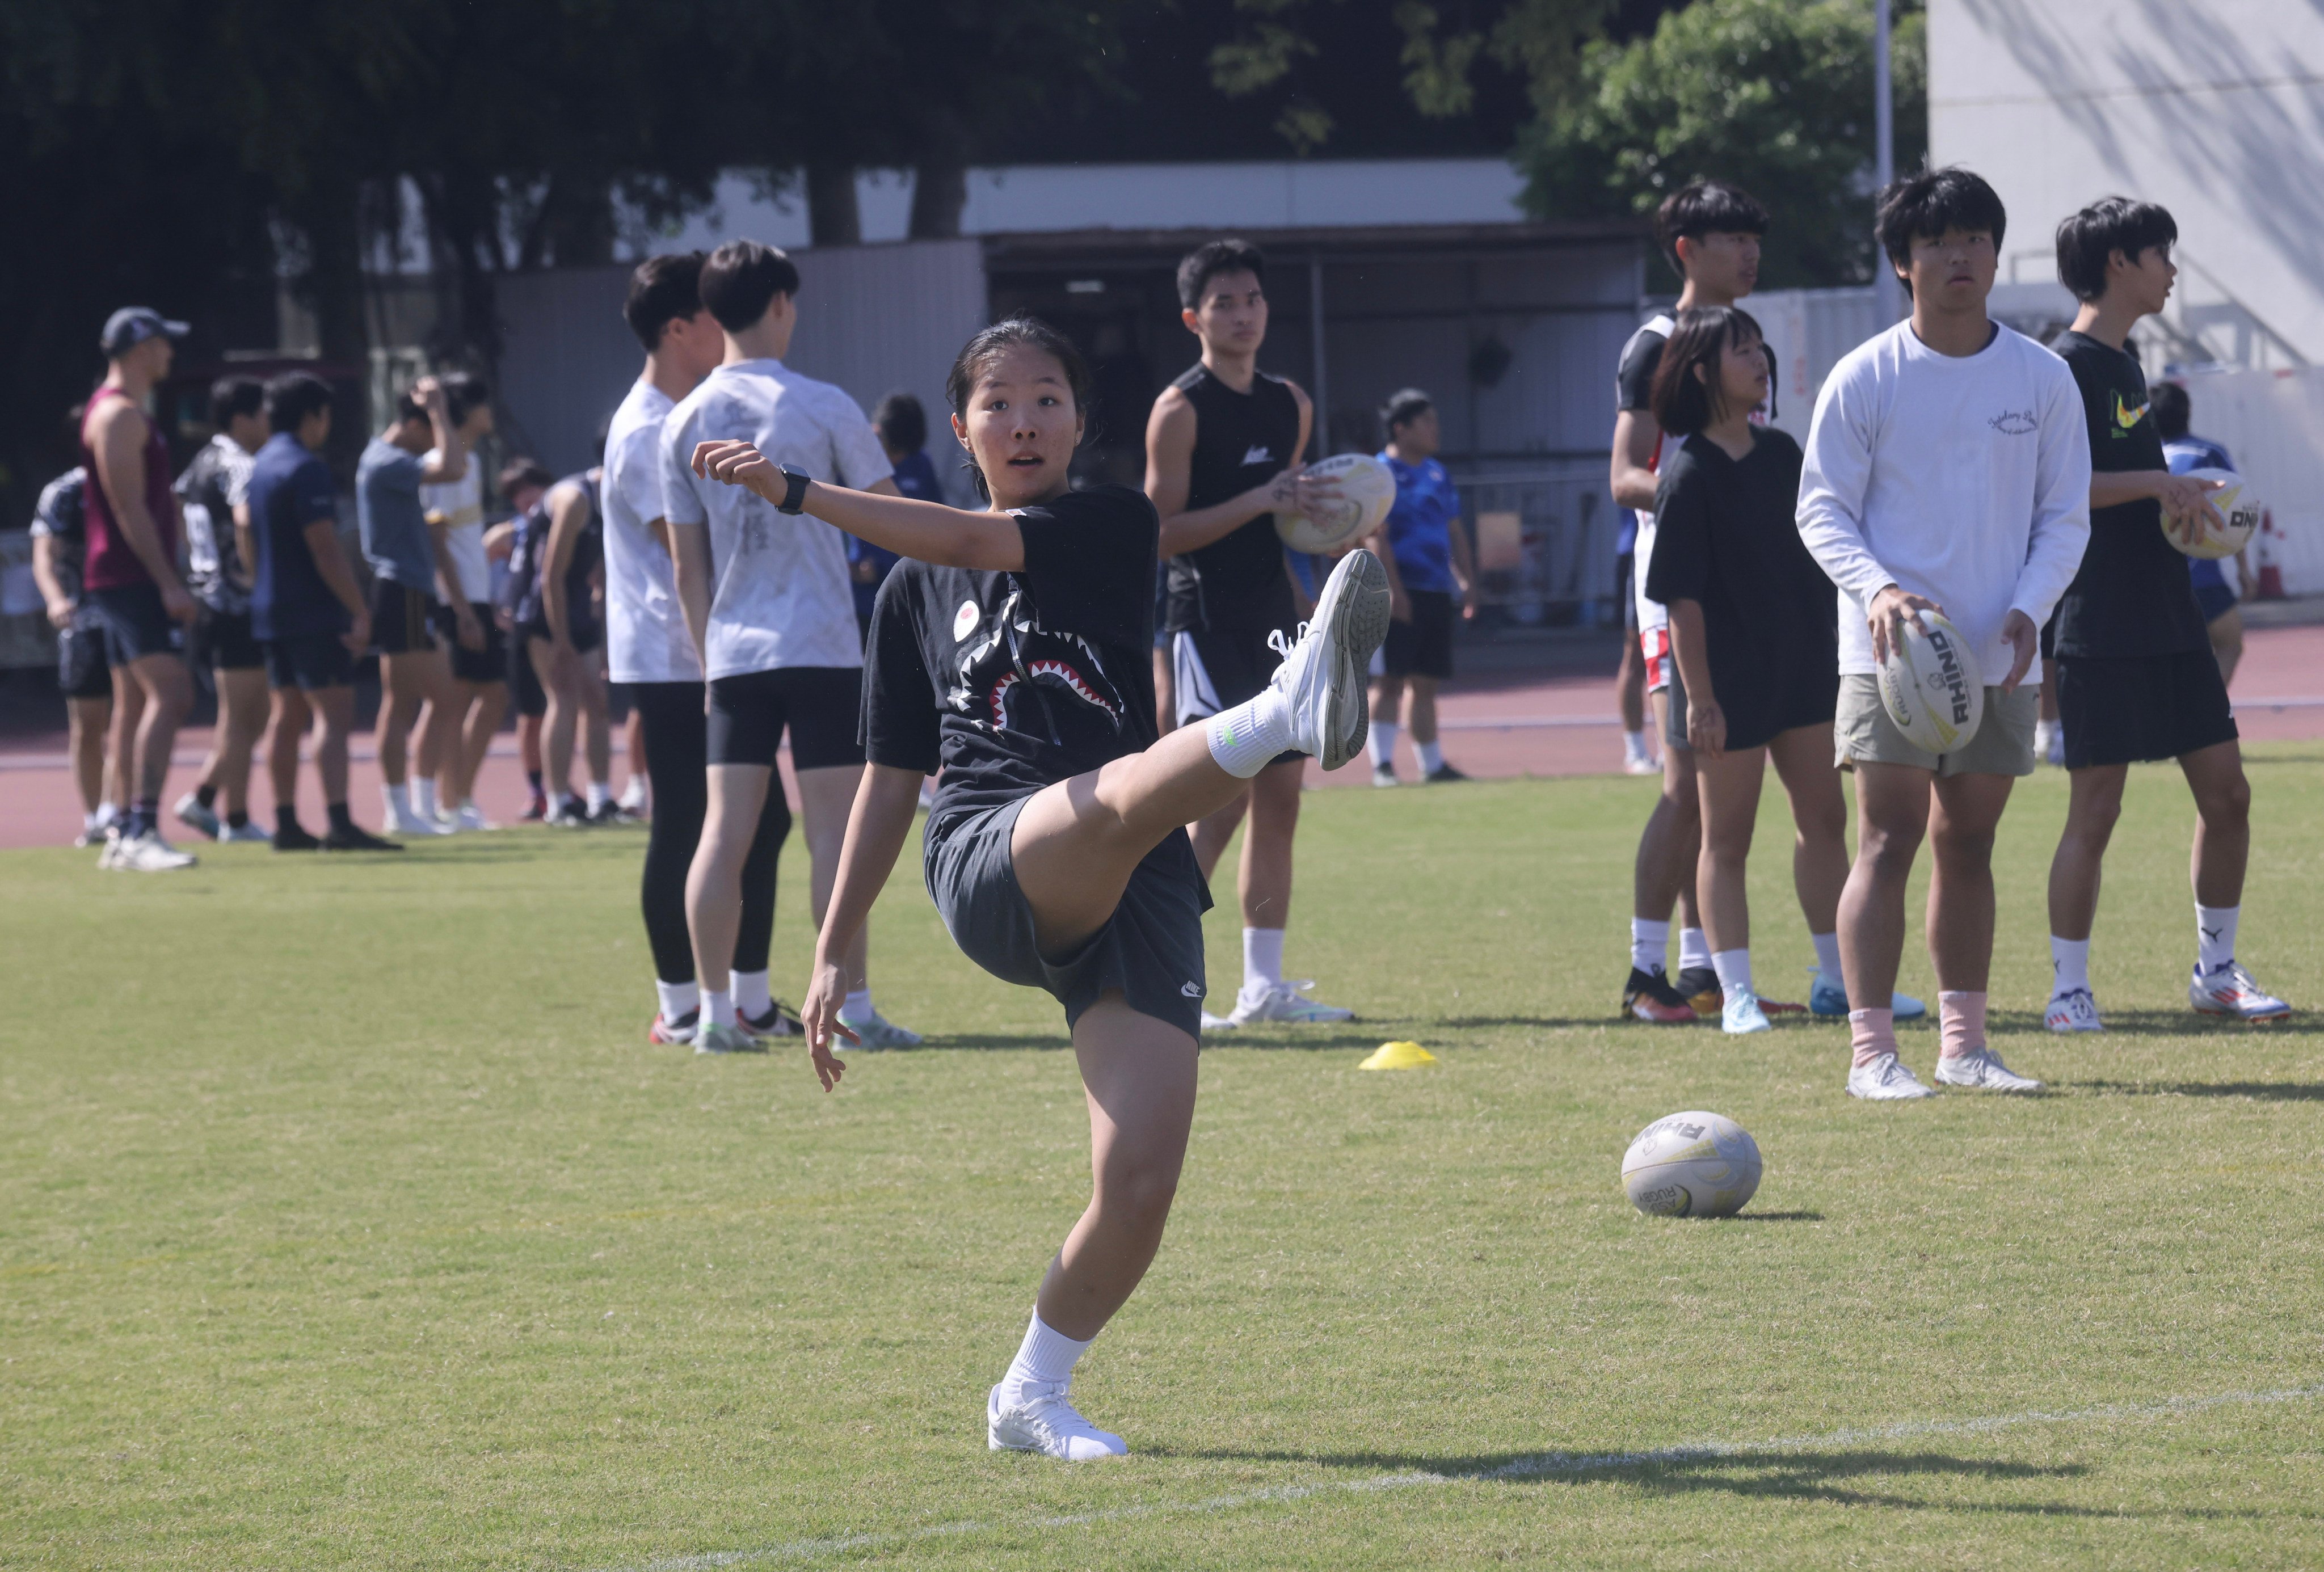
top-left (690, 318), bottom-right (1386, 1460)
top-left (1644, 306), bottom-right (1847, 1035)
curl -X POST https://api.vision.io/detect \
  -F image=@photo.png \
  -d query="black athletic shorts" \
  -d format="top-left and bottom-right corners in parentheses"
top-left (706, 666), bottom-right (865, 770)
top-left (2056, 650), bottom-right (2238, 769)
top-left (430, 600), bottom-right (507, 685)
top-left (58, 610), bottom-right (113, 699)
top-left (193, 606), bottom-right (264, 672)
top-left (1618, 551), bottom-right (1638, 633)
top-left (86, 583), bottom-right (184, 665)
top-left (524, 611), bottom-right (602, 658)
top-left (2196, 581), bottom-right (2238, 626)
top-left (1383, 588), bottom-right (1456, 680)
top-left (927, 797), bottom-right (1211, 1039)
top-left (265, 632), bottom-right (355, 692)
top-left (2039, 610), bottom-right (2057, 661)
top-left (508, 631), bottom-right (548, 718)
top-left (370, 578), bottom-right (435, 656)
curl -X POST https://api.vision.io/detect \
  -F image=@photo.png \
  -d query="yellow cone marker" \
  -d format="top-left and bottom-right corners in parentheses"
top-left (1359, 1040), bottom-right (1438, 1071)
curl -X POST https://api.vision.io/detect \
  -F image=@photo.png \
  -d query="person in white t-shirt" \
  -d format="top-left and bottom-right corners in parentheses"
top-left (417, 374), bottom-right (507, 831)
top-left (1796, 167), bottom-right (2091, 1102)
top-left (663, 240), bottom-right (921, 1053)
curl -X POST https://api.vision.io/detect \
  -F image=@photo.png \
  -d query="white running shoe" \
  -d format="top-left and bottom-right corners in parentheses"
top-left (174, 791), bottom-right (220, 840)
top-left (837, 1010), bottom-right (923, 1050)
top-left (109, 828), bottom-right (198, 872)
top-left (1218, 979), bottom-right (1355, 1027)
top-left (219, 820), bottom-right (272, 844)
top-left (1934, 1046), bottom-right (2043, 1091)
top-left (449, 802), bottom-right (497, 833)
top-left (1371, 762), bottom-right (1398, 788)
top-left (384, 798), bottom-right (449, 837)
top-left (94, 828), bottom-right (123, 869)
top-left (1847, 1053), bottom-right (1936, 1101)
top-left (1623, 753), bottom-right (1660, 776)
top-left (1721, 989), bottom-right (1771, 1035)
top-left (693, 1021), bottom-right (767, 1056)
top-left (1265, 549), bottom-right (1391, 772)
top-left (2045, 988), bottom-right (2103, 1032)
top-left (987, 1383), bottom-right (1127, 1461)
top-left (2189, 960), bottom-right (2291, 1023)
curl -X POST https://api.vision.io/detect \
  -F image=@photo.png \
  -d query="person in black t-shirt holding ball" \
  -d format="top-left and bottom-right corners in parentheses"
top-left (688, 318), bottom-right (1389, 1464)
top-left (2041, 198), bottom-right (2288, 1030)
top-left (1644, 307), bottom-right (1845, 1037)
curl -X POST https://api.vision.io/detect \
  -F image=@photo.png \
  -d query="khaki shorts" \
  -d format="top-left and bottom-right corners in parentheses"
top-left (1834, 675), bottom-right (2038, 777)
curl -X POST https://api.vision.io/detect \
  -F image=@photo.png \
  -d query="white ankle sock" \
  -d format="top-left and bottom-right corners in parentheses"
top-left (414, 779), bottom-right (439, 819)
top-left (1711, 947), bottom-right (1753, 1000)
top-left (2051, 935), bottom-right (2090, 994)
top-left (732, 969), bottom-right (772, 1018)
top-left (1678, 926), bottom-right (1713, 972)
top-left (656, 979), bottom-right (700, 1022)
top-left (1205, 690), bottom-right (1294, 778)
top-left (384, 782), bottom-right (409, 815)
top-left (1811, 932), bottom-right (1845, 992)
top-left (1368, 719), bottom-right (1397, 768)
top-left (1630, 917), bottom-right (1670, 975)
top-left (1415, 738), bottom-right (1443, 774)
top-left (1624, 729), bottom-right (1650, 762)
top-left (587, 781), bottom-right (611, 811)
top-left (96, 800), bottom-right (119, 828)
top-left (704, 989), bottom-right (736, 1029)
top-left (1243, 927), bottom-right (1285, 993)
top-left (2196, 904), bottom-right (2239, 974)
top-left (620, 776), bottom-right (648, 809)
top-left (1000, 1310), bottom-right (1092, 1406)
top-left (841, 988), bottom-right (873, 1021)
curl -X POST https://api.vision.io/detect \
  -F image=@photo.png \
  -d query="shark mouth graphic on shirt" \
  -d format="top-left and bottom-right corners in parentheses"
top-left (989, 659), bottom-right (1122, 729)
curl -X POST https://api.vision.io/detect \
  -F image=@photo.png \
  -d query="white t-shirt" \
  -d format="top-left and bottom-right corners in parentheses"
top-left (601, 379), bottom-right (701, 685)
top-left (1796, 321), bottom-right (2091, 678)
top-left (658, 359), bottom-right (891, 679)
top-left (419, 456), bottom-right (490, 604)
top-left (1617, 314), bottom-right (1678, 637)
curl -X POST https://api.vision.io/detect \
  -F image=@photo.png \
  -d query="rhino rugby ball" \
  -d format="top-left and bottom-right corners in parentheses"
top-left (1877, 608), bottom-right (1982, 754)
top-left (1622, 1111), bottom-right (1762, 1219)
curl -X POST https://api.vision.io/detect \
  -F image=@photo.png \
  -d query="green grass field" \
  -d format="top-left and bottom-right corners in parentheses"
top-left (9, 748), bottom-right (2324, 1569)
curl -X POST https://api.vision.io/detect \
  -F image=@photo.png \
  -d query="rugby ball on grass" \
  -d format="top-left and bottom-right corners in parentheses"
top-left (1274, 452), bottom-right (1396, 554)
top-left (1622, 1111), bottom-right (1761, 1219)
top-left (2171, 467), bottom-right (2260, 561)
top-left (1877, 608), bottom-right (1982, 753)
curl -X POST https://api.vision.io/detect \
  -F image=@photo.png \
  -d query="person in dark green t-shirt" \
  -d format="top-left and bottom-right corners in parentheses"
top-left (2041, 197), bottom-right (2288, 1031)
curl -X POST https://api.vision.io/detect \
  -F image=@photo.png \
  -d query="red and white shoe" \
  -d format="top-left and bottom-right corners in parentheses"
top-left (649, 1011), bottom-right (698, 1045)
top-left (1622, 966), bottom-right (1698, 1023)
top-left (2190, 961), bottom-right (2291, 1023)
top-left (739, 1000), bottom-right (802, 1039)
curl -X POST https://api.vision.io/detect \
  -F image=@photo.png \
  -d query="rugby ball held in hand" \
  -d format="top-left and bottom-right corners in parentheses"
top-left (1622, 1111), bottom-right (1762, 1218)
top-left (1877, 608), bottom-right (1982, 753)
top-left (2171, 467), bottom-right (2260, 560)
top-left (1274, 452), bottom-right (1396, 554)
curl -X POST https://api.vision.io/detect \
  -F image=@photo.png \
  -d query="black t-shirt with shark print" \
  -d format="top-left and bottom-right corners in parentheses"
top-left (2051, 330), bottom-right (2205, 658)
top-left (863, 483), bottom-right (1189, 837)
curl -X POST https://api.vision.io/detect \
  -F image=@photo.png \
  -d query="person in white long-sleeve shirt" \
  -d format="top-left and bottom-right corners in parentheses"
top-left (1795, 167), bottom-right (2091, 1102)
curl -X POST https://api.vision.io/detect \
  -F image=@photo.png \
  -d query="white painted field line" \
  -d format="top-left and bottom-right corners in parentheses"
top-left (600, 1379), bottom-right (2324, 1571)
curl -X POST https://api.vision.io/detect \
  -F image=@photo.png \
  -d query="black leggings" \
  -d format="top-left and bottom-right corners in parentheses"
top-left (633, 680), bottom-right (791, 985)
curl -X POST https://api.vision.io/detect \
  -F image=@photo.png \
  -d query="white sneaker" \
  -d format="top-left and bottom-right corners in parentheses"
top-left (1721, 988), bottom-right (1771, 1035)
top-left (449, 802), bottom-right (497, 833)
top-left (618, 779), bottom-right (649, 814)
top-left (1847, 1053), bottom-right (1936, 1101)
top-left (384, 798), bottom-right (449, 837)
top-left (1934, 1046), bottom-right (2043, 1091)
top-left (692, 1021), bottom-right (767, 1056)
top-left (2045, 988), bottom-right (2103, 1032)
top-left (2190, 960), bottom-right (2291, 1022)
top-left (837, 1010), bottom-right (923, 1050)
top-left (173, 791), bottom-right (220, 840)
top-left (1265, 549), bottom-right (1391, 771)
top-left (1623, 752), bottom-right (1660, 776)
top-left (1371, 762), bottom-right (1398, 788)
top-left (987, 1383), bottom-right (1126, 1461)
top-left (219, 820), bottom-right (272, 844)
top-left (110, 828), bottom-right (198, 872)
top-left (1219, 979), bottom-right (1355, 1026)
top-left (94, 827), bottom-right (123, 869)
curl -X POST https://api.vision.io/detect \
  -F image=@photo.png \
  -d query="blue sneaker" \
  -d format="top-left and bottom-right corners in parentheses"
top-left (1808, 972), bottom-right (1927, 1020)
top-left (1721, 988), bottom-right (1771, 1035)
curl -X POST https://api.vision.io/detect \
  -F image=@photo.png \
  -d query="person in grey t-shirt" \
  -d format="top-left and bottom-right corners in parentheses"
top-left (355, 375), bottom-right (473, 836)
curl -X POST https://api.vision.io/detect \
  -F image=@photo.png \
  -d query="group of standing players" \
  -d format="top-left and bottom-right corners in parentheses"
top-left (1613, 171), bottom-right (2288, 1105)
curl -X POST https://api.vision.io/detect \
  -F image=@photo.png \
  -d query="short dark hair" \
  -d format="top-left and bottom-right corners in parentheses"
top-left (1653, 182), bottom-right (1769, 276)
top-left (209, 376), bottom-right (265, 428)
top-left (1875, 166), bottom-right (2007, 277)
top-left (440, 373), bottom-right (490, 427)
top-left (2150, 380), bottom-right (2192, 441)
top-left (1381, 387), bottom-right (1433, 435)
top-left (265, 373), bottom-right (333, 435)
top-left (498, 458), bottom-right (554, 499)
top-left (944, 317), bottom-right (1089, 501)
top-left (1648, 305), bottom-right (1765, 437)
top-left (2054, 196), bottom-right (2177, 302)
top-left (1176, 239), bottom-right (1266, 311)
top-left (873, 391), bottom-right (927, 454)
top-left (624, 251), bottom-right (708, 352)
top-left (699, 240), bottom-right (801, 332)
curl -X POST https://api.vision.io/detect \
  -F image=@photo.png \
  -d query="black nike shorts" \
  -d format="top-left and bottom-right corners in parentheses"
top-left (86, 584), bottom-right (184, 665)
top-left (432, 601), bottom-right (509, 685)
top-left (265, 633), bottom-right (355, 692)
top-left (58, 609), bottom-right (114, 698)
top-left (706, 666), bottom-right (866, 770)
top-left (193, 606), bottom-right (265, 672)
top-left (1382, 588), bottom-right (1456, 680)
top-left (2056, 650), bottom-right (2238, 769)
top-left (926, 797), bottom-right (1210, 1039)
top-left (370, 577), bottom-right (436, 656)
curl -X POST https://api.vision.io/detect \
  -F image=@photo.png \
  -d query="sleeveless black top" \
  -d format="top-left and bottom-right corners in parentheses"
top-left (1163, 363), bottom-right (1302, 633)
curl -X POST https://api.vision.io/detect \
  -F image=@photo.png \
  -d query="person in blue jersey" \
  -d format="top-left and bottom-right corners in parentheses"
top-left (848, 391), bottom-right (939, 640)
top-left (1362, 389), bottom-right (1476, 785)
top-left (2150, 381), bottom-right (2247, 687)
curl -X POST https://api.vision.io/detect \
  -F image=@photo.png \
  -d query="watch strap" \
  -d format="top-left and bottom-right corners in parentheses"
top-left (778, 467), bottom-right (810, 515)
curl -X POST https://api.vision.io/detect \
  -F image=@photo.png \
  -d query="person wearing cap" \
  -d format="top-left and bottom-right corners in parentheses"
top-left (81, 306), bottom-right (199, 871)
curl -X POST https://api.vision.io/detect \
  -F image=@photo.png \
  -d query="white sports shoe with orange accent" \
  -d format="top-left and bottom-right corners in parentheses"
top-left (2045, 988), bottom-right (2103, 1032)
top-left (2190, 961), bottom-right (2290, 1023)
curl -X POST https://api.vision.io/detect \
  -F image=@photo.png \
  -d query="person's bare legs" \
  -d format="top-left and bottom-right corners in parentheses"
top-left (1925, 773), bottom-right (2014, 993)
top-left (447, 680), bottom-right (507, 808)
top-left (2207, 608), bottom-right (2244, 690)
top-left (622, 705), bottom-right (647, 796)
top-left (688, 763), bottom-right (773, 988)
top-left (796, 764), bottom-right (870, 990)
top-left (266, 686), bottom-right (312, 827)
top-left (2047, 763), bottom-right (2127, 943)
top-left (310, 685), bottom-right (356, 806)
top-left (1616, 631), bottom-right (1646, 734)
top-left (1151, 647), bottom-right (1176, 736)
top-left (205, 667), bottom-right (268, 824)
top-left (1189, 787), bottom-right (1248, 882)
top-left (1839, 762), bottom-right (1933, 1010)
top-left (2181, 740), bottom-right (2251, 910)
top-left (1634, 689), bottom-right (1702, 929)
top-left (576, 660), bottom-right (612, 797)
top-left (1691, 744), bottom-right (1767, 954)
top-left (108, 667), bottom-right (144, 816)
top-left (1369, 671), bottom-right (1404, 747)
top-left (1404, 674), bottom-right (1440, 749)
top-left (1768, 723), bottom-right (1849, 937)
top-left (374, 650), bottom-right (432, 791)
top-left (532, 638), bottom-right (577, 804)
top-left (1237, 756), bottom-right (1300, 931)
top-left (67, 694), bottom-right (110, 817)
top-left (121, 651), bottom-right (191, 815)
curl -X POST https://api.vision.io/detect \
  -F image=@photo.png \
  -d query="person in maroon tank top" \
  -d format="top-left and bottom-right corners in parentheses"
top-left (81, 307), bottom-right (199, 871)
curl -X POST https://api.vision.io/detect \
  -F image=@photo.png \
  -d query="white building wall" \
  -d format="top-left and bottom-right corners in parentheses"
top-left (1929, 0), bottom-right (2324, 366)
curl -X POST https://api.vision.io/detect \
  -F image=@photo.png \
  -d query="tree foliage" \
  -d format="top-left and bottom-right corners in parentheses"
top-left (1514, 0), bottom-right (1926, 288)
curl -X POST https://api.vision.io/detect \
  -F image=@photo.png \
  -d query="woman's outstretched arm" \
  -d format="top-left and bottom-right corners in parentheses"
top-left (693, 439), bottom-right (1024, 572)
top-left (799, 763), bottom-right (928, 1086)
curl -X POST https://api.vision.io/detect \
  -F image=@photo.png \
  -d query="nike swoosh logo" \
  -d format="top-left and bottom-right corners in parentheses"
top-left (1181, 981), bottom-right (1204, 998)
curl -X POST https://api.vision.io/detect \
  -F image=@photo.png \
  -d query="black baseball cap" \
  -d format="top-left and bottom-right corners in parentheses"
top-left (100, 307), bottom-right (190, 358)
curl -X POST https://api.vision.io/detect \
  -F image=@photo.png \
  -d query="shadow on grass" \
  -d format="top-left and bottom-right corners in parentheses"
top-left (1720, 1209), bottom-right (1824, 1222)
top-left (1990, 1008), bottom-right (2320, 1039)
top-left (2070, 1078), bottom-right (2324, 1102)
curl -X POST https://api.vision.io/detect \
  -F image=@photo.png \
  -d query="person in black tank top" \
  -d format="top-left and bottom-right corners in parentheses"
top-left (1143, 238), bottom-right (1355, 1029)
top-left (525, 465), bottom-right (618, 823)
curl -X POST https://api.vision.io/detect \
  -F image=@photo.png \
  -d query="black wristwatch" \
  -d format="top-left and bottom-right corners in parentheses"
top-left (777, 467), bottom-right (810, 515)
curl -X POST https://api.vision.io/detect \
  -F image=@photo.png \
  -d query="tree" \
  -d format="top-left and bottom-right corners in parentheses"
top-left (1513, 0), bottom-right (1927, 288)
